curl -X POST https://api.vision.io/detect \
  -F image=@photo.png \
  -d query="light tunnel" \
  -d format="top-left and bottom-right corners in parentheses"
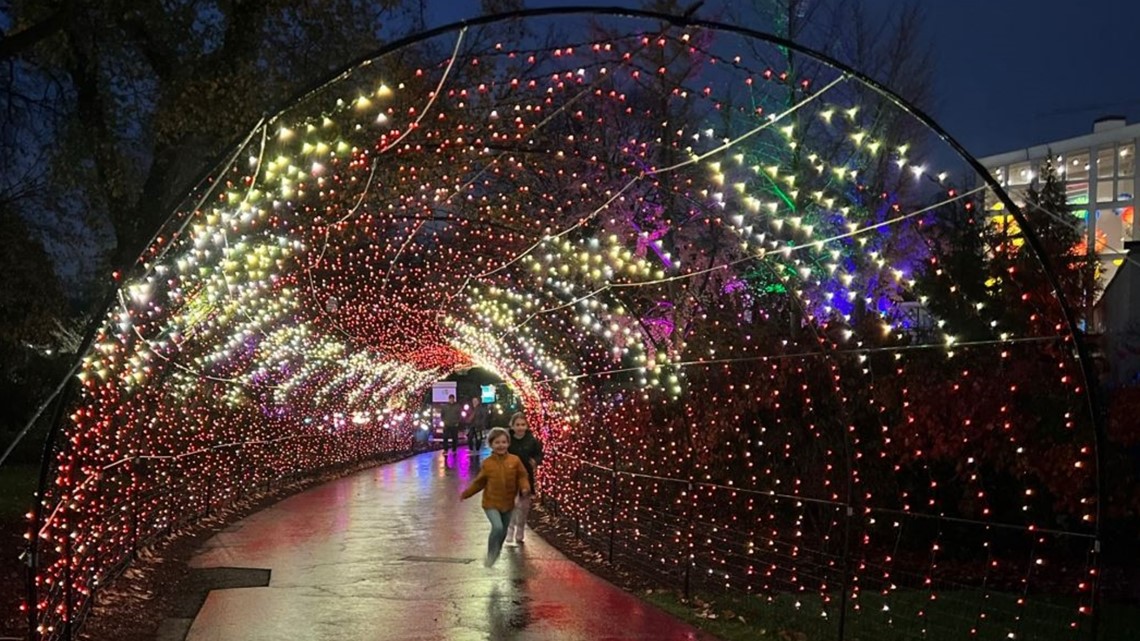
top-left (25, 8), bottom-right (1104, 641)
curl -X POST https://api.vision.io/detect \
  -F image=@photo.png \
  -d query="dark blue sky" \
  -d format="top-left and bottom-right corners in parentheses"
top-left (429, 0), bottom-right (1140, 158)
top-left (913, 0), bottom-right (1140, 157)
top-left (4, 1), bottom-right (1134, 160)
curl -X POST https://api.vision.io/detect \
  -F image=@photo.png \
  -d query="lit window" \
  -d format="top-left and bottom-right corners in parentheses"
top-left (1097, 147), bottom-right (1115, 178)
top-left (1117, 178), bottom-right (1134, 201)
top-left (1008, 161), bottom-right (1032, 186)
top-left (1067, 152), bottom-right (1090, 181)
top-left (1066, 182), bottom-right (1089, 205)
top-left (1097, 180), bottom-right (1115, 203)
top-left (989, 214), bottom-right (1024, 251)
top-left (1096, 209), bottom-right (1122, 252)
top-left (984, 189), bottom-right (1003, 211)
top-left (989, 167), bottom-right (1006, 187)
top-left (1119, 144), bottom-right (1135, 177)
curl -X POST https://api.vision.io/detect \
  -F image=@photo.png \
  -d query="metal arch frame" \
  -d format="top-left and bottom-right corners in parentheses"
top-left (23, 6), bottom-right (1106, 639)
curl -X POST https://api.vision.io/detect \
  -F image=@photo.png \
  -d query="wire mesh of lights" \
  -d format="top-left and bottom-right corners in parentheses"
top-left (23, 11), bottom-right (1101, 641)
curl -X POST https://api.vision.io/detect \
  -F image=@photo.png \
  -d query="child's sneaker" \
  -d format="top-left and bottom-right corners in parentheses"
top-left (504, 539), bottom-right (518, 548)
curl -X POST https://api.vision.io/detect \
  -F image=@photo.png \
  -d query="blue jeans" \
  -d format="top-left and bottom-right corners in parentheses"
top-left (484, 508), bottom-right (514, 566)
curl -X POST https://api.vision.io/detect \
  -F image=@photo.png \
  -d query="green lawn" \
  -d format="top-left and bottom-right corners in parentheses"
top-left (645, 587), bottom-right (1137, 641)
top-left (0, 465), bottom-right (38, 521)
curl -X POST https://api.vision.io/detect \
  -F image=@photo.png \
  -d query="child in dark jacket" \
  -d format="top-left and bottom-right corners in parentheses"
top-left (505, 412), bottom-right (543, 546)
top-left (461, 427), bottom-right (530, 566)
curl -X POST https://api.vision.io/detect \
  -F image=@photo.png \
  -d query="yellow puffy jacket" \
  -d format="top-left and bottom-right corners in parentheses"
top-left (461, 452), bottom-right (531, 512)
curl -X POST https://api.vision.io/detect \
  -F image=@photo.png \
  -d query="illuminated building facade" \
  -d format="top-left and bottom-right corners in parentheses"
top-left (980, 116), bottom-right (1137, 293)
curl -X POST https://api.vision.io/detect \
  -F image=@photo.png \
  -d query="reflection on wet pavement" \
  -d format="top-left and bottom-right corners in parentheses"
top-left (185, 450), bottom-right (715, 641)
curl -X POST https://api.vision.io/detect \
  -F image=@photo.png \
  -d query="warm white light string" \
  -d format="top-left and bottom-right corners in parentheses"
top-left (472, 74), bottom-right (848, 283)
top-left (608, 184), bottom-right (989, 288)
top-left (445, 73), bottom-right (851, 350)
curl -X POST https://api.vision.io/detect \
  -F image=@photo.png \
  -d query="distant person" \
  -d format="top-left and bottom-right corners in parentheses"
top-left (440, 394), bottom-right (461, 454)
top-left (460, 428), bottom-right (530, 567)
top-left (504, 412), bottom-right (543, 546)
top-left (466, 397), bottom-right (489, 451)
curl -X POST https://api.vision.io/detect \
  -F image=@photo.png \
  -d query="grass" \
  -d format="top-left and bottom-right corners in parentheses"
top-left (0, 465), bottom-right (38, 521)
top-left (645, 587), bottom-right (1139, 641)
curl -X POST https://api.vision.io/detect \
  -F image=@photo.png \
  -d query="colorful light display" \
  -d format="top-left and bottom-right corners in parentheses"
top-left (22, 12), bottom-right (1101, 641)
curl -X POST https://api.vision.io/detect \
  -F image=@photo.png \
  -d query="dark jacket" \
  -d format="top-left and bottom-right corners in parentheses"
top-left (471, 404), bottom-right (490, 430)
top-left (440, 402), bottom-right (461, 427)
top-left (507, 430), bottom-right (544, 487)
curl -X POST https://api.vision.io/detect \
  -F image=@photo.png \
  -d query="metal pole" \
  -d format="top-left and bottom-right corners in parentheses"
top-left (23, 535), bottom-right (35, 641)
top-left (131, 500), bottom-right (139, 559)
top-left (608, 468), bottom-right (617, 564)
top-left (62, 527), bottom-right (72, 641)
top-left (683, 556), bottom-right (692, 600)
top-left (204, 458), bottom-right (214, 518)
top-left (683, 481), bottom-right (694, 600)
top-left (835, 505), bottom-right (855, 641)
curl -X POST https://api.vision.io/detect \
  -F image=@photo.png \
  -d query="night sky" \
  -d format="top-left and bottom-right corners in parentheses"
top-left (2, 1), bottom-right (1133, 161)
top-left (912, 0), bottom-right (1140, 157)
top-left (430, 0), bottom-right (1140, 159)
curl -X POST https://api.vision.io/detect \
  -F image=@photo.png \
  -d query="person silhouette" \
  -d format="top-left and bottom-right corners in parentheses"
top-left (440, 394), bottom-right (461, 454)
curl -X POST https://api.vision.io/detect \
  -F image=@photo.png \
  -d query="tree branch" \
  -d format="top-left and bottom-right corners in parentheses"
top-left (118, 10), bottom-right (179, 81)
top-left (0, 2), bottom-right (73, 60)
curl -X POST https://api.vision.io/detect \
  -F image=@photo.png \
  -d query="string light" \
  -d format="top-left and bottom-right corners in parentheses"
top-left (23, 16), bottom-right (1098, 641)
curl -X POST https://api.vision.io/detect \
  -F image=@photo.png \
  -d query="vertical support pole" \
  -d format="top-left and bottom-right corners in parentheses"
top-left (837, 411), bottom-right (858, 641)
top-left (608, 468), bottom-right (617, 564)
top-left (836, 505), bottom-right (854, 641)
top-left (131, 504), bottom-right (139, 559)
top-left (1090, 537), bottom-right (1102, 641)
top-left (683, 557), bottom-right (692, 600)
top-left (683, 481), bottom-right (693, 600)
top-left (62, 528), bottom-right (72, 641)
top-left (204, 449), bottom-right (215, 518)
top-left (25, 525), bottom-right (37, 641)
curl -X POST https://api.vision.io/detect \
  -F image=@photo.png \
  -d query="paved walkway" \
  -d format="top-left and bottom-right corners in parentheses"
top-left (184, 450), bottom-right (716, 641)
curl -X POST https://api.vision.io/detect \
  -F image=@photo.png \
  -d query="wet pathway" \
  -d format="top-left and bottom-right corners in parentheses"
top-left (183, 450), bottom-right (716, 641)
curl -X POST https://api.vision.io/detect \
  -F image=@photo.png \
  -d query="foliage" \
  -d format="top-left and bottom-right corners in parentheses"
top-left (0, 466), bottom-right (39, 520)
top-left (3, 0), bottom-right (420, 273)
top-left (0, 0), bottom-right (442, 464)
top-left (904, 158), bottom-right (1114, 522)
top-left (0, 5), bottom-right (1122, 640)
top-left (645, 588), bottom-right (1139, 641)
top-left (992, 156), bottom-right (1100, 333)
top-left (912, 190), bottom-right (994, 341)
top-left (0, 203), bottom-right (75, 458)
top-left (0, 206), bottom-right (65, 351)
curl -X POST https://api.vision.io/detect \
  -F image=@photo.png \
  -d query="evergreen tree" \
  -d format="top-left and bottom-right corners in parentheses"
top-left (1009, 155), bottom-right (1099, 333)
top-left (914, 157), bottom-right (1099, 341)
top-left (912, 187), bottom-right (995, 341)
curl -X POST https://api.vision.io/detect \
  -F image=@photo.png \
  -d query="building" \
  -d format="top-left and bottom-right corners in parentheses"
top-left (1099, 249), bottom-right (1140, 386)
top-left (980, 116), bottom-right (1136, 289)
top-left (979, 117), bottom-right (1140, 385)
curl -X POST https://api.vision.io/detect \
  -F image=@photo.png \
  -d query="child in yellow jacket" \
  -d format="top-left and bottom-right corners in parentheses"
top-left (461, 427), bottom-right (531, 567)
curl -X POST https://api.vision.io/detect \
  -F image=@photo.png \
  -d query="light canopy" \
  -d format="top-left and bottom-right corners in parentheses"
top-left (24, 10), bottom-right (1102, 641)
